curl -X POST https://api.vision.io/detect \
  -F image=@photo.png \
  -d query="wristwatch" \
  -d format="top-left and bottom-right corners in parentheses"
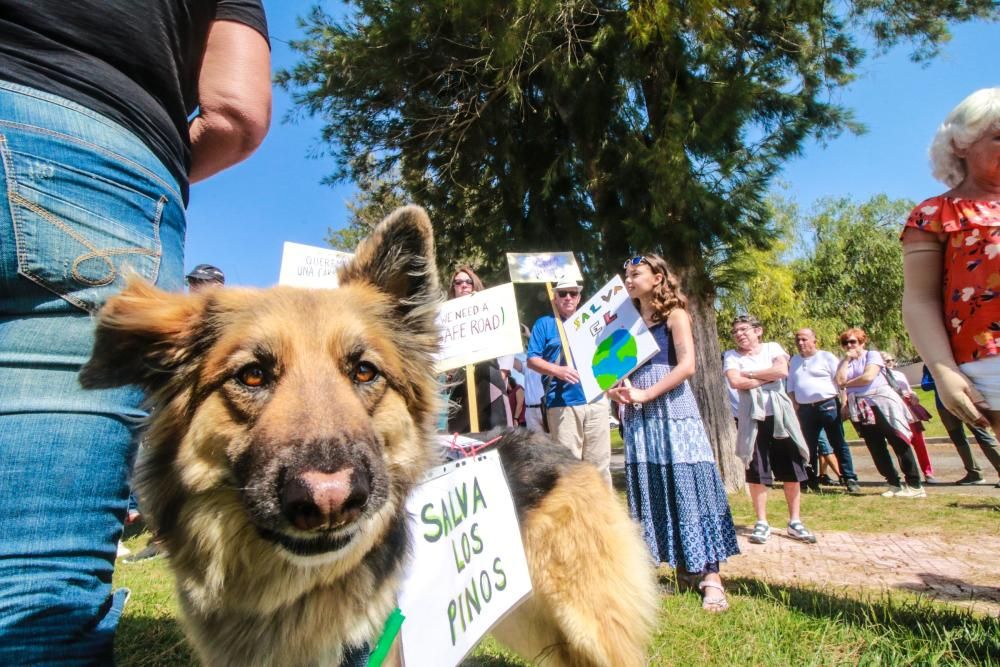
top-left (748, 370), bottom-right (755, 379)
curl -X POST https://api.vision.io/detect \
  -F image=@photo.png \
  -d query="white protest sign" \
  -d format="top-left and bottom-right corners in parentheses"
top-left (398, 444), bottom-right (532, 667)
top-left (277, 241), bottom-right (353, 288)
top-left (506, 252), bottom-right (583, 283)
top-left (435, 283), bottom-right (523, 372)
top-left (562, 275), bottom-right (661, 402)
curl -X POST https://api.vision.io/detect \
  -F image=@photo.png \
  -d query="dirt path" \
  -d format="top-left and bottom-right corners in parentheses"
top-left (723, 530), bottom-right (1000, 617)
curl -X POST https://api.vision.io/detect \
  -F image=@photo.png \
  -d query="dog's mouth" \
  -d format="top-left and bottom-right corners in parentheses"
top-left (255, 525), bottom-right (357, 557)
top-left (240, 459), bottom-right (389, 557)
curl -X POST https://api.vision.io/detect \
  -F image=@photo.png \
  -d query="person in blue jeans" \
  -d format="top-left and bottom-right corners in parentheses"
top-left (0, 3), bottom-right (271, 663)
top-left (787, 328), bottom-right (861, 494)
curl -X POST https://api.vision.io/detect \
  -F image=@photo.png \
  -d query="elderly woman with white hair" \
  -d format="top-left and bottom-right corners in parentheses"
top-left (902, 87), bottom-right (1000, 487)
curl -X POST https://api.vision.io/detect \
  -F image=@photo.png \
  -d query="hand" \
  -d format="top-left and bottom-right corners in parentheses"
top-left (934, 366), bottom-right (990, 428)
top-left (555, 366), bottom-right (580, 384)
top-left (609, 385), bottom-right (648, 405)
top-left (844, 347), bottom-right (863, 360)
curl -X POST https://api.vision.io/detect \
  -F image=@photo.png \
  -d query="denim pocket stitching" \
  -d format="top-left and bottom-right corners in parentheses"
top-left (0, 119), bottom-right (181, 203)
top-left (1, 134), bottom-right (167, 312)
top-left (11, 192), bottom-right (160, 287)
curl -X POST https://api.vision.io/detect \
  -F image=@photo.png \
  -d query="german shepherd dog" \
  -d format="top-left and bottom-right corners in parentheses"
top-left (81, 207), bottom-right (658, 666)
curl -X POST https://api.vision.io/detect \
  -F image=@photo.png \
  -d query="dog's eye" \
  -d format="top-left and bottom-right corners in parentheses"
top-left (352, 361), bottom-right (379, 384)
top-left (237, 364), bottom-right (268, 388)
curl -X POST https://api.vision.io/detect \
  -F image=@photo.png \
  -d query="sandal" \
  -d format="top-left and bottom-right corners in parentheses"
top-left (698, 580), bottom-right (729, 613)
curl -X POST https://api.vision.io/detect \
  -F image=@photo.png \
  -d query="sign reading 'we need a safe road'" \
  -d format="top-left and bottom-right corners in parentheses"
top-left (434, 283), bottom-right (523, 372)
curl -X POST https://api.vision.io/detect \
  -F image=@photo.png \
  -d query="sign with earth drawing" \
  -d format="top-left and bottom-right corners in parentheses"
top-left (562, 275), bottom-right (661, 402)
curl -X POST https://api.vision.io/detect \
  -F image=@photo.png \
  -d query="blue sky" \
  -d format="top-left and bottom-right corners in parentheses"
top-left (185, 3), bottom-right (998, 287)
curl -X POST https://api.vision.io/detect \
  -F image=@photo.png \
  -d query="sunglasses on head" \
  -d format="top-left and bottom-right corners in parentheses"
top-left (622, 256), bottom-right (649, 270)
top-left (452, 278), bottom-right (474, 286)
top-left (555, 290), bottom-right (580, 298)
top-left (840, 338), bottom-right (860, 346)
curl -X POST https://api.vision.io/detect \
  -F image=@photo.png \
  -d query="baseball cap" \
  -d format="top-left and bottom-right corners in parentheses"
top-left (185, 264), bottom-right (225, 285)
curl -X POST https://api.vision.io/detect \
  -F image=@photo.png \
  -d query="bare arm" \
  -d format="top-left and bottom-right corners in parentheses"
top-left (901, 228), bottom-right (988, 426)
top-left (726, 347), bottom-right (788, 391)
top-left (607, 309), bottom-right (695, 404)
top-left (189, 20), bottom-right (272, 183)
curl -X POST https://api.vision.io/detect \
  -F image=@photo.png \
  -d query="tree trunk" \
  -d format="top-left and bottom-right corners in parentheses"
top-left (684, 282), bottom-right (744, 492)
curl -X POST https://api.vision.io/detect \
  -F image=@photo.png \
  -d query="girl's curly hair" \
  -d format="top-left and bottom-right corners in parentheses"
top-left (630, 254), bottom-right (688, 322)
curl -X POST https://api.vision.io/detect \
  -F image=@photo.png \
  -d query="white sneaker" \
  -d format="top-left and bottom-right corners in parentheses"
top-left (894, 486), bottom-right (926, 498)
top-left (786, 520), bottom-right (817, 544)
top-left (748, 521), bottom-right (770, 544)
top-left (116, 541), bottom-right (131, 558)
top-left (880, 486), bottom-right (903, 497)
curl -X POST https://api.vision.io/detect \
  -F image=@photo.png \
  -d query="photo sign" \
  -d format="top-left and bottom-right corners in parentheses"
top-left (435, 283), bottom-right (523, 372)
top-left (277, 241), bottom-right (353, 289)
top-left (562, 275), bottom-right (661, 402)
top-left (397, 442), bottom-right (532, 667)
top-left (506, 252), bottom-right (583, 283)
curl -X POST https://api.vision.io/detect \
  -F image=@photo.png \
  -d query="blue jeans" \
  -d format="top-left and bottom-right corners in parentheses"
top-left (0, 81), bottom-right (185, 664)
top-left (796, 397), bottom-right (857, 481)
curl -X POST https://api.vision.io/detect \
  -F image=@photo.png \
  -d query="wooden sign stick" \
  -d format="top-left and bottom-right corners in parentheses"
top-left (465, 364), bottom-right (479, 433)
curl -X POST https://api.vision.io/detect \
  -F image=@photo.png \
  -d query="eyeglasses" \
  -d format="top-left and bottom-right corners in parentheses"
top-left (731, 326), bottom-right (753, 335)
top-left (452, 278), bottom-right (474, 286)
top-left (555, 290), bottom-right (580, 298)
top-left (840, 339), bottom-right (860, 347)
top-left (623, 256), bottom-right (649, 269)
top-left (883, 358), bottom-right (896, 364)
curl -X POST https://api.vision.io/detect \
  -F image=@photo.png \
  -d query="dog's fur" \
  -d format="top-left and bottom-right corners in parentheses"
top-left (81, 206), bottom-right (657, 666)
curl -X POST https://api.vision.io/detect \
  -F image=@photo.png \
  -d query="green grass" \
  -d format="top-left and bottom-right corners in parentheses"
top-left (727, 487), bottom-right (999, 536)
top-left (113, 491), bottom-right (1000, 666)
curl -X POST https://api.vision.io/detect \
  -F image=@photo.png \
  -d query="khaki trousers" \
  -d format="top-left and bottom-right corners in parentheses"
top-left (548, 399), bottom-right (612, 487)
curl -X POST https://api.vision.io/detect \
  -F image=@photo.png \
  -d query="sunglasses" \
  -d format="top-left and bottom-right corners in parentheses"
top-left (555, 290), bottom-right (580, 298)
top-left (622, 256), bottom-right (650, 270)
top-left (840, 339), bottom-right (860, 346)
top-left (452, 278), bottom-right (474, 286)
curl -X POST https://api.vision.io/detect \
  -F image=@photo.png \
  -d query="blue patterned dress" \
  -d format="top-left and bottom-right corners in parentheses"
top-left (622, 322), bottom-right (740, 572)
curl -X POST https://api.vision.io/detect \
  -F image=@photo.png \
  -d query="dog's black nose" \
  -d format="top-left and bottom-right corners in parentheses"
top-left (280, 468), bottom-right (370, 532)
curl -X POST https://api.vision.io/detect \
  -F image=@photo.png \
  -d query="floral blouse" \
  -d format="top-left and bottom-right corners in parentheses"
top-left (904, 196), bottom-right (1000, 364)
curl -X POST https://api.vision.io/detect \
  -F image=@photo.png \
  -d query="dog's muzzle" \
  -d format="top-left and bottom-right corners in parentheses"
top-left (280, 467), bottom-right (371, 532)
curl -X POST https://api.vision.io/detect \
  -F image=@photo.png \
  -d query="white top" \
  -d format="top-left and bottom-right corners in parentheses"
top-left (890, 369), bottom-right (910, 394)
top-left (843, 350), bottom-right (889, 396)
top-left (496, 354), bottom-right (515, 372)
top-left (523, 366), bottom-right (545, 407)
top-left (723, 341), bottom-right (789, 417)
top-left (787, 350), bottom-right (840, 404)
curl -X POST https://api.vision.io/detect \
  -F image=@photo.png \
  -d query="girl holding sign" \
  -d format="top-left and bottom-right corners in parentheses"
top-left (607, 255), bottom-right (739, 613)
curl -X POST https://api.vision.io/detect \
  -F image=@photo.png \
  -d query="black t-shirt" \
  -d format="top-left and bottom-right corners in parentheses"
top-left (0, 0), bottom-right (268, 204)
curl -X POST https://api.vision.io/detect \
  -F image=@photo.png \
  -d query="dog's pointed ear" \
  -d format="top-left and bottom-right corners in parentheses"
top-left (337, 205), bottom-right (439, 311)
top-left (80, 279), bottom-right (206, 390)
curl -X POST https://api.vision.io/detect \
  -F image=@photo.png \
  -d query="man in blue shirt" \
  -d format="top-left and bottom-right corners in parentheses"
top-left (527, 277), bottom-right (611, 485)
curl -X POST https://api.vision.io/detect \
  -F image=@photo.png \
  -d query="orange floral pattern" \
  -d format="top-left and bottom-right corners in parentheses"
top-left (904, 196), bottom-right (1000, 364)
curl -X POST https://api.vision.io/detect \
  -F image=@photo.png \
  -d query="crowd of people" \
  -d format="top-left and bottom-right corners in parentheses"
top-left (0, 0), bottom-right (997, 656)
top-left (439, 86), bottom-right (1000, 618)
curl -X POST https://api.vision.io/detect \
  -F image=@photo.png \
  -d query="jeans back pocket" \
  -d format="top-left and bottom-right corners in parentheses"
top-left (1, 132), bottom-right (164, 313)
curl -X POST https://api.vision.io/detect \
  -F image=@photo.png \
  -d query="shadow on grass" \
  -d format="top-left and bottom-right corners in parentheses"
top-left (945, 500), bottom-right (1000, 512)
top-left (895, 573), bottom-right (1000, 607)
top-left (728, 576), bottom-right (1000, 663)
top-left (115, 615), bottom-right (195, 667)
